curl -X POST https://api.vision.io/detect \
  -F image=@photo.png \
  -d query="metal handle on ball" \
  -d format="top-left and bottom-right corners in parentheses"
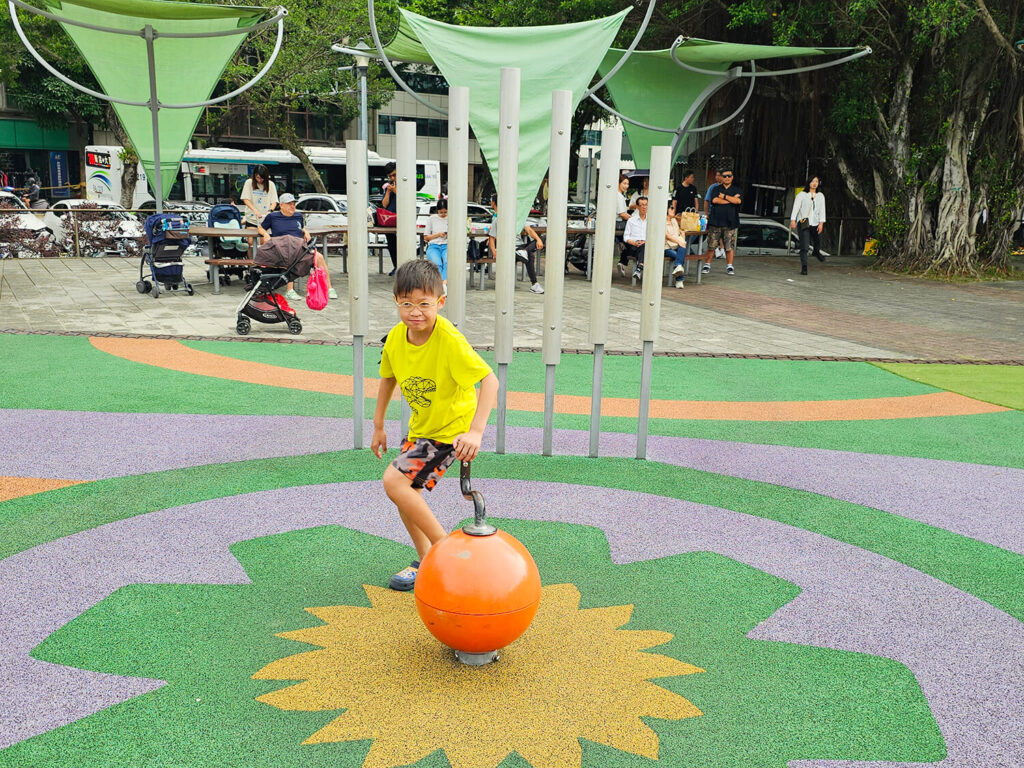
top-left (460, 461), bottom-right (496, 536)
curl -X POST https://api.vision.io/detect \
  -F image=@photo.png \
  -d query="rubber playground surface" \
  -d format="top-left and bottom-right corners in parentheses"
top-left (1, 330), bottom-right (1022, 767)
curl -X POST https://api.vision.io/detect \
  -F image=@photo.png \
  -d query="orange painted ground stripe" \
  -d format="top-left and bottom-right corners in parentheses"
top-left (0, 477), bottom-right (85, 503)
top-left (89, 337), bottom-right (1009, 422)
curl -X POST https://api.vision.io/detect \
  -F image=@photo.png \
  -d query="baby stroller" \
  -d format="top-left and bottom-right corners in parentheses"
top-left (236, 236), bottom-right (315, 336)
top-left (139, 213), bottom-right (194, 298)
top-left (207, 204), bottom-right (249, 286)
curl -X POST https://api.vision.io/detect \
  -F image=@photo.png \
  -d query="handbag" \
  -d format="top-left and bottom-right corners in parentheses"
top-left (305, 262), bottom-right (329, 311)
top-left (798, 193), bottom-right (813, 231)
top-left (375, 207), bottom-right (397, 228)
top-left (678, 208), bottom-right (701, 233)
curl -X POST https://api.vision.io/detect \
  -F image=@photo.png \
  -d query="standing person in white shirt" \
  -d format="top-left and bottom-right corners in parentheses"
top-left (789, 176), bottom-right (827, 275)
top-left (423, 198), bottom-right (449, 293)
top-left (240, 165), bottom-right (278, 226)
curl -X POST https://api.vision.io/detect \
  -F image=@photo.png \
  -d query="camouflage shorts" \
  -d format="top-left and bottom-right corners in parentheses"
top-left (392, 437), bottom-right (457, 491)
top-left (706, 226), bottom-right (737, 252)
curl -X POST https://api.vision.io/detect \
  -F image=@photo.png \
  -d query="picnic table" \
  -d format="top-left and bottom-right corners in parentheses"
top-left (189, 225), bottom-right (345, 294)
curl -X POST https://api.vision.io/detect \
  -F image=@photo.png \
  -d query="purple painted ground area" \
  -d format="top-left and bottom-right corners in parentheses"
top-left (2, 410), bottom-right (1023, 554)
top-left (0, 481), bottom-right (1022, 767)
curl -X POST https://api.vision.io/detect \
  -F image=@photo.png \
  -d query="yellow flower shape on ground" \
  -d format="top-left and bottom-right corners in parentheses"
top-left (254, 583), bottom-right (704, 768)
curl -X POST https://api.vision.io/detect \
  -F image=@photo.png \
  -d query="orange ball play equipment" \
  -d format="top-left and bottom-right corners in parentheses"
top-left (415, 462), bottom-right (541, 665)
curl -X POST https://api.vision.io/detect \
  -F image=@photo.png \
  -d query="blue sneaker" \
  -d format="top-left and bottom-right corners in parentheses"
top-left (389, 561), bottom-right (420, 591)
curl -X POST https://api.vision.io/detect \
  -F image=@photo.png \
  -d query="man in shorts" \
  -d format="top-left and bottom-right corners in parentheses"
top-left (702, 169), bottom-right (742, 276)
top-left (371, 260), bottom-right (498, 590)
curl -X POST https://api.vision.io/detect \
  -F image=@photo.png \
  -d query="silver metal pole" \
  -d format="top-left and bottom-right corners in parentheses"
top-left (588, 128), bottom-right (622, 456)
top-left (494, 67), bottom-right (520, 455)
top-left (143, 25), bottom-right (163, 214)
top-left (446, 86), bottom-right (470, 329)
top-left (396, 121), bottom-right (417, 265)
top-left (346, 139), bottom-right (370, 449)
top-left (542, 89), bottom-right (572, 456)
top-left (358, 66), bottom-right (367, 143)
top-left (636, 145), bottom-right (671, 459)
top-left (637, 340), bottom-right (653, 459)
top-left (543, 364), bottom-right (556, 456)
top-left (352, 336), bottom-right (364, 447)
top-left (589, 344), bottom-right (604, 457)
top-left (497, 363), bottom-right (508, 453)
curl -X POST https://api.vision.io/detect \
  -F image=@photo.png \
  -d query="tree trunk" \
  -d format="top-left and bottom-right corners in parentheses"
top-left (106, 106), bottom-right (139, 209)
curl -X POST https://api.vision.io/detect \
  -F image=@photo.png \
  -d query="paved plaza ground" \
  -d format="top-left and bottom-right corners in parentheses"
top-left (0, 252), bottom-right (1021, 767)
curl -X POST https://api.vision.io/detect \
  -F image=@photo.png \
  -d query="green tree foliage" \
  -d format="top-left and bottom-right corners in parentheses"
top-left (220, 0), bottom-right (395, 194)
top-left (705, 0), bottom-right (1023, 274)
top-left (0, 13), bottom-right (105, 128)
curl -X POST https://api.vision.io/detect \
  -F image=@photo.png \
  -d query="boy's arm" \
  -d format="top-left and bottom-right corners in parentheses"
top-left (371, 376), bottom-right (398, 458)
top-left (452, 372), bottom-right (498, 461)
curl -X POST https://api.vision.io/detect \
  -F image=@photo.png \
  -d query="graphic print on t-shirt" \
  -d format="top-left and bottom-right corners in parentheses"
top-left (402, 376), bottom-right (437, 414)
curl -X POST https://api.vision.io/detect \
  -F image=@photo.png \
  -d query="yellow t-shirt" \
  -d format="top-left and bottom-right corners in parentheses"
top-left (380, 315), bottom-right (493, 444)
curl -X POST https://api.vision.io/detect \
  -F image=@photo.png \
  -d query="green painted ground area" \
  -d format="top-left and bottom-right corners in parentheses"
top-left (5, 523), bottom-right (942, 767)
top-left (876, 362), bottom-right (1024, 410)
top-left (3, 333), bottom-right (1018, 466)
top-left (2, 454), bottom-right (1022, 624)
top-left (185, 339), bottom-right (935, 402)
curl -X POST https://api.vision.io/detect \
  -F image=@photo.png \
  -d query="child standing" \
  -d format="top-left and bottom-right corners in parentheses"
top-left (371, 260), bottom-right (498, 591)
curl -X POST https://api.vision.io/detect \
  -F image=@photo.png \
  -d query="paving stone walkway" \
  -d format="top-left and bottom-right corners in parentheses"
top-left (1, 252), bottom-right (1021, 360)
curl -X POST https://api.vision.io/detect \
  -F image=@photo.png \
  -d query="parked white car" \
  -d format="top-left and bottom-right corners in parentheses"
top-left (296, 193), bottom-right (385, 245)
top-left (43, 200), bottom-right (146, 257)
top-left (733, 216), bottom-right (830, 258)
top-left (0, 191), bottom-right (59, 257)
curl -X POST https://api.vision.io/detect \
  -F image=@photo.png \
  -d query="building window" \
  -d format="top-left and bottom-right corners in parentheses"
top-left (378, 115), bottom-right (449, 137)
top-left (581, 129), bottom-right (601, 146)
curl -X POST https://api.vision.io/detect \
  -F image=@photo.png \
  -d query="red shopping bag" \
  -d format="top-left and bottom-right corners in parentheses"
top-left (306, 263), bottom-right (328, 310)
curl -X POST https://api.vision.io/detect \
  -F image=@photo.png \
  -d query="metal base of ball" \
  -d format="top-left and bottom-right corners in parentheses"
top-left (454, 649), bottom-right (499, 666)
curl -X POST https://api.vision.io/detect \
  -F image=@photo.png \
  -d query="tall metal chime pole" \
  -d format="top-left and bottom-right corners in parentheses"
top-left (637, 145), bottom-right (671, 459)
top-left (446, 86), bottom-right (470, 330)
top-left (588, 128), bottom-right (622, 457)
top-left (494, 67), bottom-right (520, 454)
top-left (396, 120), bottom-right (418, 427)
top-left (542, 90), bottom-right (572, 456)
top-left (346, 140), bottom-right (370, 449)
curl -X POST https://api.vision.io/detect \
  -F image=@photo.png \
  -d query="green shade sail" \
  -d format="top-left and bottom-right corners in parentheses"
top-left (392, 9), bottom-right (629, 230)
top-left (41, 0), bottom-right (265, 197)
top-left (599, 40), bottom-right (856, 169)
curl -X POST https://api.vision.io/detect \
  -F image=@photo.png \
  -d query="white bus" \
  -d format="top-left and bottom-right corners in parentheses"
top-left (85, 145), bottom-right (442, 208)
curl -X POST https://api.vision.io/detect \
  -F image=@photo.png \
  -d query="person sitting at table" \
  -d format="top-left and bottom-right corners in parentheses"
top-left (423, 198), bottom-right (449, 293)
top-left (664, 200), bottom-right (690, 289)
top-left (257, 193), bottom-right (337, 300)
top-left (621, 195), bottom-right (648, 280)
top-left (487, 195), bottom-right (544, 294)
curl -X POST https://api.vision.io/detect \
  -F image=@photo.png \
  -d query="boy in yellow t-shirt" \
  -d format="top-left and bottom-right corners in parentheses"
top-left (372, 260), bottom-right (498, 591)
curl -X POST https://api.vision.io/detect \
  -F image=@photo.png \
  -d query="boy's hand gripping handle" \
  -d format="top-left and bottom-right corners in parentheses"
top-left (460, 461), bottom-right (496, 536)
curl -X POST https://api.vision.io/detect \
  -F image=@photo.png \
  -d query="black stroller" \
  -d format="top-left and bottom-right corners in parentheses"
top-left (206, 203), bottom-right (249, 286)
top-left (236, 236), bottom-right (315, 336)
top-left (139, 213), bottom-right (194, 298)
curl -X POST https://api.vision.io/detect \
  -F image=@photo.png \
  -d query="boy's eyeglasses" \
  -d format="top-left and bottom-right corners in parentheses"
top-left (395, 299), bottom-right (441, 311)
